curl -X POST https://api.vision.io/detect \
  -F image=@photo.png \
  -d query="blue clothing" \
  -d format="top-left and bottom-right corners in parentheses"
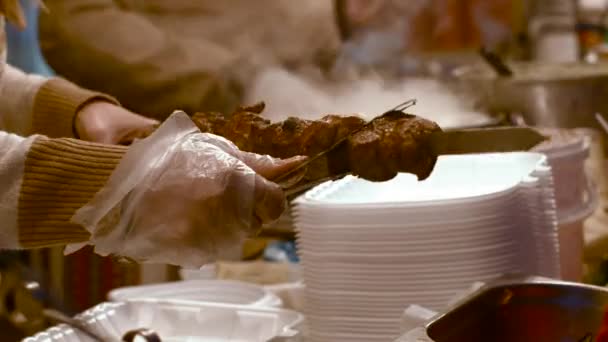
top-left (6, 0), bottom-right (54, 76)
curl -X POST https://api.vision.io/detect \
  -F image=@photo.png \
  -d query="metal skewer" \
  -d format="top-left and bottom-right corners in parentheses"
top-left (596, 113), bottom-right (608, 134)
top-left (479, 47), bottom-right (513, 77)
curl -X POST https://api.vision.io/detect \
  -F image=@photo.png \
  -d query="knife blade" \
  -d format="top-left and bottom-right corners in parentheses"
top-left (279, 126), bottom-right (547, 200)
top-left (430, 126), bottom-right (547, 155)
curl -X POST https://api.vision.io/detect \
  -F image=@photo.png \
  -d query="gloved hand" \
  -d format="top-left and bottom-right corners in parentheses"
top-left (70, 111), bottom-right (305, 268)
top-left (76, 101), bottom-right (160, 145)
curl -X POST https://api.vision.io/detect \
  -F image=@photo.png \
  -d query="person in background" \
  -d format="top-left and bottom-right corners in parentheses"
top-left (339, 0), bottom-right (527, 75)
top-left (5, 0), bottom-right (53, 76)
top-left (38, 0), bottom-right (342, 120)
top-left (405, 0), bottom-right (524, 55)
top-left (0, 0), bottom-right (298, 267)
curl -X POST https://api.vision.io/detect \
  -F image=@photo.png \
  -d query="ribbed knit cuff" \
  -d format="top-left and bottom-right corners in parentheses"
top-left (18, 137), bottom-right (126, 248)
top-left (31, 78), bottom-right (120, 138)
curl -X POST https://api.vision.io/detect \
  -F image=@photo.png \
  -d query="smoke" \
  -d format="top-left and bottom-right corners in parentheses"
top-left (245, 67), bottom-right (491, 129)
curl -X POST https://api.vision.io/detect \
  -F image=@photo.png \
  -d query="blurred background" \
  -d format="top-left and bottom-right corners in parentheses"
top-left (5, 0), bottom-right (608, 339)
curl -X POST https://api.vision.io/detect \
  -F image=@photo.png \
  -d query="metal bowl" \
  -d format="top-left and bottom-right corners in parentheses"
top-left (451, 62), bottom-right (608, 131)
top-left (426, 275), bottom-right (608, 342)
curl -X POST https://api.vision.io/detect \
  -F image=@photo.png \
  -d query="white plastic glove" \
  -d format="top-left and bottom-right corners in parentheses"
top-left (70, 111), bottom-right (305, 268)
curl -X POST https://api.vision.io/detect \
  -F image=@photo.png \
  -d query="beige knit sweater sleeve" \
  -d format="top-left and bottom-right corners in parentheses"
top-left (0, 17), bottom-right (127, 249)
top-left (1, 64), bottom-right (120, 138)
top-left (0, 68), bottom-right (128, 249)
top-left (0, 133), bottom-right (126, 249)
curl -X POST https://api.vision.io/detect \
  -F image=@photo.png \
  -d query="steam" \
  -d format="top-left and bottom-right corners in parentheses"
top-left (245, 67), bottom-right (491, 129)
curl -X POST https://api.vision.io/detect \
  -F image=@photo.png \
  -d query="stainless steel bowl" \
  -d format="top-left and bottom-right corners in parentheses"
top-left (452, 62), bottom-right (608, 130)
top-left (426, 275), bottom-right (608, 342)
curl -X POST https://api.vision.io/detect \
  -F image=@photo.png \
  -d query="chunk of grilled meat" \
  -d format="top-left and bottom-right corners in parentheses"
top-left (191, 102), bottom-right (441, 183)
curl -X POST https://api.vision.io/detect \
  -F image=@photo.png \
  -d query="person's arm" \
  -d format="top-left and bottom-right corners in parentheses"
top-left (0, 115), bottom-right (301, 269)
top-left (0, 63), bottom-right (121, 138)
top-left (1, 62), bottom-right (161, 145)
top-left (0, 131), bottom-right (125, 249)
top-left (39, 0), bottom-right (245, 119)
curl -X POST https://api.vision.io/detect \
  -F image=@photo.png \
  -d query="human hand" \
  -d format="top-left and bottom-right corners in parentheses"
top-left (71, 112), bottom-right (306, 268)
top-left (76, 101), bottom-right (159, 145)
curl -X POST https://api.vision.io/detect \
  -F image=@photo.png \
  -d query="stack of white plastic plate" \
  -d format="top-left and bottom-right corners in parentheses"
top-left (294, 152), bottom-right (560, 342)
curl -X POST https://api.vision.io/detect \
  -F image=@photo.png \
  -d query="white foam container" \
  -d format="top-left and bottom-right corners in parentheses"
top-left (295, 153), bottom-right (562, 340)
top-left (24, 300), bottom-right (304, 342)
top-left (107, 280), bottom-right (282, 308)
top-left (536, 131), bottom-right (598, 281)
top-left (179, 264), bottom-right (217, 281)
top-left (179, 263), bottom-right (303, 284)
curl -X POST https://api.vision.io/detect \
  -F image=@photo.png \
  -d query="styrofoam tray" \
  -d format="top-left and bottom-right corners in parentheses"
top-left (24, 300), bottom-right (304, 342)
top-left (294, 152), bottom-right (561, 337)
top-left (179, 264), bottom-right (217, 281)
top-left (107, 280), bottom-right (282, 308)
top-left (179, 264), bottom-right (302, 284)
top-left (296, 152), bottom-right (547, 207)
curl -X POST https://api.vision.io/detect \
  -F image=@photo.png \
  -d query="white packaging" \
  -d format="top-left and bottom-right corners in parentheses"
top-left (295, 152), bottom-right (561, 340)
top-left (25, 300), bottom-right (304, 342)
top-left (107, 280), bottom-right (282, 308)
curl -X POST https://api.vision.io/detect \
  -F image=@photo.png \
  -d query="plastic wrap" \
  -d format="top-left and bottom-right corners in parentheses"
top-left (70, 112), bottom-right (291, 268)
top-left (25, 300), bottom-right (304, 342)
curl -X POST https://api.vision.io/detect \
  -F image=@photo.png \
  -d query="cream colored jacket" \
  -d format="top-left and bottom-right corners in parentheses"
top-left (39, 0), bottom-right (341, 119)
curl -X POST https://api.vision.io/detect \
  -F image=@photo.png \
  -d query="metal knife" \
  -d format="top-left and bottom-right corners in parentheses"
top-left (273, 97), bottom-right (547, 193)
top-left (260, 127), bottom-right (546, 238)
top-left (279, 126), bottom-right (547, 199)
top-left (430, 126), bottom-right (547, 155)
top-left (274, 99), bottom-right (546, 185)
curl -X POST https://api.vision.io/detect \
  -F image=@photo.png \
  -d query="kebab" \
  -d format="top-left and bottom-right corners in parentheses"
top-left (191, 102), bottom-right (546, 193)
top-left (192, 102), bottom-right (441, 186)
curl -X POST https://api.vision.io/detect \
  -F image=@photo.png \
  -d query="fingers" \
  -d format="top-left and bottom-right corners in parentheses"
top-left (183, 134), bottom-right (299, 227)
top-left (239, 152), bottom-right (308, 181)
top-left (193, 133), bottom-right (308, 181)
top-left (114, 115), bottom-right (160, 145)
top-left (117, 122), bottom-right (161, 145)
top-left (252, 173), bottom-right (287, 225)
top-left (76, 101), bottom-right (160, 145)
